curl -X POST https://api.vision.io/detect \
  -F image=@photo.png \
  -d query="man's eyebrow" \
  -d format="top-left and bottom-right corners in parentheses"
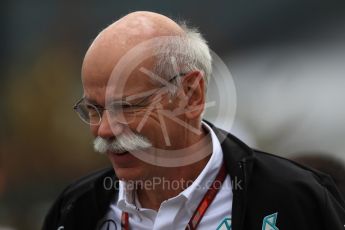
top-left (83, 97), bottom-right (101, 106)
top-left (108, 96), bottom-right (130, 102)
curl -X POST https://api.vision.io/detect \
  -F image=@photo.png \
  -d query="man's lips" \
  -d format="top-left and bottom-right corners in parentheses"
top-left (107, 150), bottom-right (138, 166)
top-left (108, 150), bottom-right (129, 156)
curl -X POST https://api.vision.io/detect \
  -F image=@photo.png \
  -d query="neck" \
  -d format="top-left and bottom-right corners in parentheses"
top-left (136, 127), bottom-right (212, 211)
top-left (136, 155), bottom-right (211, 211)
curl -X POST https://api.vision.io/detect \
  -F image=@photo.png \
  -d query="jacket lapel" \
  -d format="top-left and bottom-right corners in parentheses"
top-left (207, 121), bottom-right (255, 230)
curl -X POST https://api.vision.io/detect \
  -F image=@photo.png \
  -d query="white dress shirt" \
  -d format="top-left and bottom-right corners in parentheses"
top-left (100, 122), bottom-right (233, 230)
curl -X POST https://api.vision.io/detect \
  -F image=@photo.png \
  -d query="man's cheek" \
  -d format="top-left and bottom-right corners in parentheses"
top-left (137, 129), bottom-right (161, 148)
top-left (129, 116), bottom-right (160, 134)
top-left (90, 125), bottom-right (98, 137)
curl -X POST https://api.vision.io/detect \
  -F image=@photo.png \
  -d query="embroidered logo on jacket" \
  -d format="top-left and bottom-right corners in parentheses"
top-left (262, 212), bottom-right (279, 230)
top-left (216, 217), bottom-right (232, 230)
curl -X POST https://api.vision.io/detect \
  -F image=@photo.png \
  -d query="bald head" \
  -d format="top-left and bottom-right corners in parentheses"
top-left (81, 11), bottom-right (212, 107)
top-left (108, 11), bottom-right (184, 41)
top-left (82, 11), bottom-right (184, 81)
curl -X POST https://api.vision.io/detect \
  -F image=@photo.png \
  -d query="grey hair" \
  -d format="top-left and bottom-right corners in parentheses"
top-left (93, 133), bottom-right (152, 154)
top-left (153, 22), bottom-right (212, 95)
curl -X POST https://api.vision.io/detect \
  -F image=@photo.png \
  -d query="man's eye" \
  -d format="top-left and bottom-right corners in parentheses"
top-left (85, 105), bottom-right (95, 112)
top-left (121, 104), bottom-right (132, 109)
top-left (123, 105), bottom-right (141, 112)
top-left (86, 105), bottom-right (95, 110)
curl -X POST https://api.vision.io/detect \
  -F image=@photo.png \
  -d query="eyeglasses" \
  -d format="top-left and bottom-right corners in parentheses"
top-left (73, 73), bottom-right (186, 125)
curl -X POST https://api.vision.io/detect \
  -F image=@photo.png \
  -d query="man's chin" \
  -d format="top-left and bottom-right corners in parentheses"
top-left (106, 151), bottom-right (144, 180)
top-left (112, 166), bottom-right (146, 182)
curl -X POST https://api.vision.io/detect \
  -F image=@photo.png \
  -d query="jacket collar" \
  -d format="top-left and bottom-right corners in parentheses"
top-left (204, 120), bottom-right (255, 230)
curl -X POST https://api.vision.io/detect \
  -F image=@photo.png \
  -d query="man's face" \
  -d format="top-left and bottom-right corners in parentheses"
top-left (82, 57), bottom-right (192, 181)
top-left (80, 14), bottom-right (207, 181)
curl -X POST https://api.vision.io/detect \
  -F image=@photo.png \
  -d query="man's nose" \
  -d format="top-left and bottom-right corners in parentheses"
top-left (97, 111), bottom-right (124, 138)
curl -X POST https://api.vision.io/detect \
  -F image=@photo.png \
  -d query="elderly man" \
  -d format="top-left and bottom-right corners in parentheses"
top-left (43, 11), bottom-right (345, 230)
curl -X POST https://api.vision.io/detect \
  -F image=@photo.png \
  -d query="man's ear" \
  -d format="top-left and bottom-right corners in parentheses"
top-left (180, 71), bottom-right (206, 119)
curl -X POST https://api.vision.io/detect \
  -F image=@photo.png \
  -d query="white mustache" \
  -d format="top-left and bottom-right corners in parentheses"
top-left (93, 133), bottom-right (152, 154)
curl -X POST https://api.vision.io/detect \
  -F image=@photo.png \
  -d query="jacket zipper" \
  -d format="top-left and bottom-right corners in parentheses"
top-left (234, 159), bottom-right (249, 230)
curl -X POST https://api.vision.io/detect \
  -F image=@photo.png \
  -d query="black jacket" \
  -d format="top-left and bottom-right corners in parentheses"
top-left (43, 123), bottom-right (345, 229)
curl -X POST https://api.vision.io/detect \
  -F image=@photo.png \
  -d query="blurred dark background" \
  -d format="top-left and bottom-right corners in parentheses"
top-left (1, 0), bottom-right (345, 229)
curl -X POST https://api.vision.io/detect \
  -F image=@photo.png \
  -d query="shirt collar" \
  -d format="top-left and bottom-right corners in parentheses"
top-left (180, 121), bottom-right (223, 202)
top-left (117, 180), bottom-right (140, 214)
